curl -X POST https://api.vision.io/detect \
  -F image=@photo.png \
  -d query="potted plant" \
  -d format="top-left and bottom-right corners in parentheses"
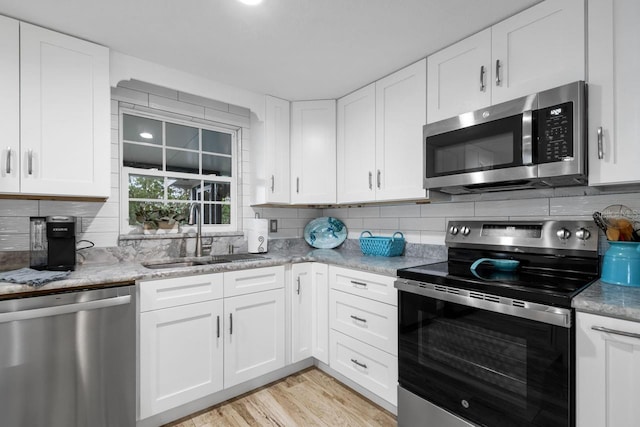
top-left (133, 203), bottom-right (187, 234)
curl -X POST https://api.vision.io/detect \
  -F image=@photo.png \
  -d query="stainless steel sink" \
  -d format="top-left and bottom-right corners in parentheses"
top-left (142, 254), bottom-right (266, 269)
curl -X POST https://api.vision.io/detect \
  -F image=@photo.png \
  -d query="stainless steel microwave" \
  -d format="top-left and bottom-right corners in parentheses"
top-left (424, 81), bottom-right (586, 195)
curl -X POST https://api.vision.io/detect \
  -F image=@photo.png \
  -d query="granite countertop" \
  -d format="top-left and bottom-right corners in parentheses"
top-left (573, 279), bottom-right (640, 322)
top-left (0, 248), bottom-right (442, 300)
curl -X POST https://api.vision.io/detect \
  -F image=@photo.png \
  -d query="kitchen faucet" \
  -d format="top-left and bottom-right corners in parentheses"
top-left (188, 202), bottom-right (204, 257)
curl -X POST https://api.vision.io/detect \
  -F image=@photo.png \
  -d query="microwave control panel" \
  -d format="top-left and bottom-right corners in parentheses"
top-left (537, 102), bottom-right (573, 163)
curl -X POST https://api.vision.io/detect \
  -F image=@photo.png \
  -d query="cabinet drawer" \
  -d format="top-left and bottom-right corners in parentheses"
top-left (224, 265), bottom-right (284, 297)
top-left (330, 290), bottom-right (397, 355)
top-left (329, 266), bottom-right (397, 306)
top-left (330, 330), bottom-right (398, 406)
top-left (139, 274), bottom-right (223, 312)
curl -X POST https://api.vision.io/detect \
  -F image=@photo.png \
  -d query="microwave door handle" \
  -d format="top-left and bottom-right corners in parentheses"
top-left (522, 110), bottom-right (533, 165)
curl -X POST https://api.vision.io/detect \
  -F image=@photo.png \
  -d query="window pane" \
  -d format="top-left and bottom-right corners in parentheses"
top-left (203, 129), bottom-right (232, 155)
top-left (203, 153), bottom-right (232, 176)
top-left (123, 114), bottom-right (162, 144)
top-left (202, 181), bottom-right (230, 202)
top-left (123, 143), bottom-right (162, 169)
top-left (204, 203), bottom-right (231, 225)
top-left (167, 123), bottom-right (199, 150)
top-left (129, 201), bottom-right (164, 226)
top-left (167, 149), bottom-right (199, 174)
top-left (129, 201), bottom-right (189, 226)
top-left (129, 175), bottom-right (163, 199)
top-left (168, 178), bottom-right (200, 201)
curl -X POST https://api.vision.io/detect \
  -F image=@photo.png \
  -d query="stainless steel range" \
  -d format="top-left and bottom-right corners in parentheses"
top-left (395, 220), bottom-right (599, 427)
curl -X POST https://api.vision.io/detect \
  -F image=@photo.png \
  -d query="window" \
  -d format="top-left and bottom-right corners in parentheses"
top-left (120, 110), bottom-right (238, 233)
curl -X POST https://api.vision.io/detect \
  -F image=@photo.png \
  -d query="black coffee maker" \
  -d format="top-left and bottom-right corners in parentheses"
top-left (30, 216), bottom-right (76, 271)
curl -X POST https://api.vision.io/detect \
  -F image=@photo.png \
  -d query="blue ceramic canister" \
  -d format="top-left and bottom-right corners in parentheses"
top-left (601, 241), bottom-right (640, 287)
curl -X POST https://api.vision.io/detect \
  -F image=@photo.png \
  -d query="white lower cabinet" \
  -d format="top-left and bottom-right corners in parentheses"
top-left (328, 266), bottom-right (398, 406)
top-left (576, 312), bottom-right (640, 427)
top-left (224, 288), bottom-right (285, 388)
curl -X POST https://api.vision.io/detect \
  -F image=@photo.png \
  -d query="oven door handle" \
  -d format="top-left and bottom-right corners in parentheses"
top-left (395, 279), bottom-right (571, 328)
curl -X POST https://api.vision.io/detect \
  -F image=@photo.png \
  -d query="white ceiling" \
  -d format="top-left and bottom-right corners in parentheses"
top-left (0, 0), bottom-right (541, 100)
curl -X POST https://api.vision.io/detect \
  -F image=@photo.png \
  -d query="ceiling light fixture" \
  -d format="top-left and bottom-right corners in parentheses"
top-left (237, 0), bottom-right (263, 5)
top-left (140, 132), bottom-right (153, 139)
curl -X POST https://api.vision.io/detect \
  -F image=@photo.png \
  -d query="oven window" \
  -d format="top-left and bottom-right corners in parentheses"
top-left (426, 114), bottom-right (523, 177)
top-left (399, 291), bottom-right (571, 426)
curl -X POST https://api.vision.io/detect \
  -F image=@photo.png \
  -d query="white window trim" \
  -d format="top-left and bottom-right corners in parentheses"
top-left (119, 108), bottom-right (239, 235)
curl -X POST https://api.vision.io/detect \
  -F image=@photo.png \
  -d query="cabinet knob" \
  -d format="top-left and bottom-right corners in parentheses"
top-left (576, 228), bottom-right (591, 241)
top-left (449, 226), bottom-right (459, 235)
top-left (556, 228), bottom-right (571, 240)
top-left (461, 226), bottom-right (471, 236)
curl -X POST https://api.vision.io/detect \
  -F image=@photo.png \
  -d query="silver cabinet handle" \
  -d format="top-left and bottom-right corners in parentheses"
top-left (495, 59), bottom-right (501, 86)
top-left (368, 171), bottom-right (373, 190)
top-left (350, 315), bottom-right (367, 323)
top-left (480, 65), bottom-right (486, 92)
top-left (597, 127), bottom-right (604, 160)
top-left (296, 177), bottom-right (300, 194)
top-left (0, 296), bottom-right (130, 323)
top-left (28, 149), bottom-right (33, 175)
top-left (270, 175), bottom-right (275, 193)
top-left (350, 280), bottom-right (367, 288)
top-left (5, 147), bottom-right (10, 174)
top-left (376, 170), bottom-right (381, 189)
top-left (350, 358), bottom-right (367, 369)
top-left (592, 326), bottom-right (640, 340)
top-left (522, 110), bottom-right (533, 165)
top-left (229, 313), bottom-right (233, 335)
top-left (216, 315), bottom-right (220, 338)
top-left (296, 276), bottom-right (301, 295)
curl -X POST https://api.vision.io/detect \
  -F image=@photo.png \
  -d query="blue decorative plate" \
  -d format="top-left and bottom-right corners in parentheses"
top-left (304, 217), bottom-right (348, 249)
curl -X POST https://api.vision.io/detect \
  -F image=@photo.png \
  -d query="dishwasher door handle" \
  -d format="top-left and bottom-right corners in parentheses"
top-left (0, 295), bottom-right (131, 324)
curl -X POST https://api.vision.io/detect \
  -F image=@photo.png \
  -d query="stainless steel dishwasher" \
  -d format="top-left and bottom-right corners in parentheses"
top-left (0, 285), bottom-right (135, 427)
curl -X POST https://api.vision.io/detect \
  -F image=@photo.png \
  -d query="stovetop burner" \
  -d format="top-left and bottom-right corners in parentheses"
top-left (397, 219), bottom-right (600, 308)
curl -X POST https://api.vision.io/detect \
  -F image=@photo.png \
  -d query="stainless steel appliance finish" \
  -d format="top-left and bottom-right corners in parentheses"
top-left (0, 285), bottom-right (135, 427)
top-left (396, 220), bottom-right (599, 427)
top-left (424, 81), bottom-right (586, 194)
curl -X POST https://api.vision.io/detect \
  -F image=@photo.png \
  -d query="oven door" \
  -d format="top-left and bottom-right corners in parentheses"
top-left (397, 286), bottom-right (573, 427)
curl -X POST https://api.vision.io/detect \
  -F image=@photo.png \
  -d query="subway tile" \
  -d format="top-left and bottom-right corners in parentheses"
top-left (119, 80), bottom-right (178, 100)
top-left (348, 207), bottom-right (380, 218)
top-left (39, 201), bottom-right (119, 218)
top-left (111, 86), bottom-right (149, 106)
top-left (111, 142), bottom-right (119, 160)
top-left (0, 233), bottom-right (28, 251)
top-left (111, 114), bottom-right (119, 130)
top-left (229, 104), bottom-right (251, 118)
top-left (111, 128), bottom-right (118, 144)
top-left (475, 198), bottom-right (549, 217)
top-left (0, 217), bottom-right (29, 233)
top-left (81, 217), bottom-right (120, 233)
top-left (399, 217), bottom-right (446, 231)
top-left (262, 208), bottom-right (300, 219)
top-left (269, 228), bottom-right (300, 239)
top-left (550, 193), bottom-right (640, 216)
top-left (380, 205), bottom-right (421, 218)
top-left (362, 217), bottom-right (399, 230)
top-left (421, 202), bottom-right (474, 217)
top-left (0, 200), bottom-right (38, 217)
top-left (401, 231), bottom-right (421, 244)
top-left (76, 232), bottom-right (119, 248)
top-left (178, 91), bottom-right (229, 112)
top-left (341, 218), bottom-right (363, 230)
top-left (149, 95), bottom-right (205, 119)
top-left (279, 218), bottom-right (308, 229)
top-left (297, 209), bottom-right (323, 219)
top-left (110, 99), bottom-right (118, 112)
top-left (421, 231), bottom-right (447, 245)
top-left (323, 208), bottom-right (344, 218)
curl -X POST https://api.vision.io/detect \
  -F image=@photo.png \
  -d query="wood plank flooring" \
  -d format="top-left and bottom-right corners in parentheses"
top-left (165, 368), bottom-right (397, 427)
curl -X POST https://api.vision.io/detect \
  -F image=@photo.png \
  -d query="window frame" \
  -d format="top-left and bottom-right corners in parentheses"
top-left (119, 108), bottom-right (239, 234)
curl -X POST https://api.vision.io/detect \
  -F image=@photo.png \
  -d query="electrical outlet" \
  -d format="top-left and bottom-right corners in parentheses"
top-left (269, 219), bottom-right (278, 233)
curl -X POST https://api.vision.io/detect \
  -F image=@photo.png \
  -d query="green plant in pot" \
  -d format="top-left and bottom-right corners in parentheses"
top-left (133, 203), bottom-right (188, 233)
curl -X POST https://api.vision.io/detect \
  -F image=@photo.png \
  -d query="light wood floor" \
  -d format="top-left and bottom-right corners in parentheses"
top-left (165, 367), bottom-right (397, 427)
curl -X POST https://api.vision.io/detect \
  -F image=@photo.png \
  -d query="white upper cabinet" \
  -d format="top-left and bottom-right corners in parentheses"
top-left (0, 15), bottom-right (19, 194)
top-left (261, 95), bottom-right (290, 204)
top-left (337, 83), bottom-right (376, 203)
top-left (427, 29), bottom-right (492, 123)
top-left (587, 0), bottom-right (640, 186)
top-left (19, 22), bottom-right (110, 198)
top-left (337, 59), bottom-right (426, 203)
top-left (426, 0), bottom-right (585, 123)
top-left (290, 100), bottom-right (336, 204)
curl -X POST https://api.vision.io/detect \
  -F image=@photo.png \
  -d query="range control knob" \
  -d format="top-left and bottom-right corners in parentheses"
top-left (449, 226), bottom-right (459, 235)
top-left (556, 228), bottom-right (571, 240)
top-left (576, 228), bottom-right (591, 240)
top-left (461, 226), bottom-right (471, 236)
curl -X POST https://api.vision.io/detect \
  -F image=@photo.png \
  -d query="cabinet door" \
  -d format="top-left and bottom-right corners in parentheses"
top-left (587, 0), bottom-right (640, 186)
top-left (311, 263), bottom-right (329, 364)
top-left (427, 29), bottom-right (491, 123)
top-left (491, 0), bottom-right (585, 104)
top-left (337, 83), bottom-right (376, 203)
top-left (20, 23), bottom-right (110, 198)
top-left (290, 100), bottom-right (336, 204)
top-left (375, 59), bottom-right (427, 201)
top-left (577, 312), bottom-right (640, 427)
top-left (224, 289), bottom-right (285, 388)
top-left (0, 16), bottom-right (19, 194)
top-left (291, 263), bottom-right (313, 363)
top-left (139, 299), bottom-right (224, 418)
top-left (263, 95), bottom-right (290, 203)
